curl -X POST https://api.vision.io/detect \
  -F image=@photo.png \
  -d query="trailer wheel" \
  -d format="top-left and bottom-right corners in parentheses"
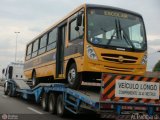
top-left (48, 93), bottom-right (57, 114)
top-left (67, 63), bottom-right (82, 89)
top-left (32, 71), bottom-right (39, 87)
top-left (41, 93), bottom-right (48, 111)
top-left (57, 94), bottom-right (66, 117)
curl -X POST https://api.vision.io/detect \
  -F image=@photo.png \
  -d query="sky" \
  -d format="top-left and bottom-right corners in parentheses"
top-left (0, 0), bottom-right (160, 76)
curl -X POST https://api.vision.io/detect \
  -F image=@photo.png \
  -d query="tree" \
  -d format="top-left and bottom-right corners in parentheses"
top-left (153, 60), bottom-right (160, 72)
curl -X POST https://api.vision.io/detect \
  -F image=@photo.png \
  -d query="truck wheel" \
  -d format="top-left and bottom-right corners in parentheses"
top-left (4, 83), bottom-right (8, 95)
top-left (56, 94), bottom-right (66, 117)
top-left (48, 93), bottom-right (57, 114)
top-left (41, 93), bottom-right (48, 111)
top-left (8, 84), bottom-right (13, 97)
top-left (32, 71), bottom-right (39, 87)
top-left (67, 63), bottom-right (82, 89)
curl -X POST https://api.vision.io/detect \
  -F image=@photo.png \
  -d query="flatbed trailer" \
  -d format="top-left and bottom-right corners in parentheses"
top-left (3, 73), bottom-right (160, 120)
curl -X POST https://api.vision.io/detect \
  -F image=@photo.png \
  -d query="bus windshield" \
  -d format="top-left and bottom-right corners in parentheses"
top-left (87, 8), bottom-right (147, 51)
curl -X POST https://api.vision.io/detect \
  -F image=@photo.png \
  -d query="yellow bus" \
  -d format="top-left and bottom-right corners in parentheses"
top-left (24, 4), bottom-right (147, 89)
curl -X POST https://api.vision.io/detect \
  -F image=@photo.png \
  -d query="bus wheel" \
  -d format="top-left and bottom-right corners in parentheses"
top-left (56, 94), bottom-right (66, 117)
top-left (67, 63), bottom-right (81, 89)
top-left (41, 93), bottom-right (48, 111)
top-left (32, 71), bottom-right (39, 87)
top-left (48, 93), bottom-right (57, 114)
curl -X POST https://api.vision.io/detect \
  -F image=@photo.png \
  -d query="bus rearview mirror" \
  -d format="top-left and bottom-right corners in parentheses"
top-left (75, 26), bottom-right (79, 31)
top-left (76, 14), bottom-right (82, 27)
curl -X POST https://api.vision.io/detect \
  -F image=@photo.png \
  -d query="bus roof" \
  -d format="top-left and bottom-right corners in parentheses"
top-left (26, 3), bottom-right (142, 46)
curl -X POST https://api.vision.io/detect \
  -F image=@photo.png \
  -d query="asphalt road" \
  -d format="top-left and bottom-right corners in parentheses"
top-left (0, 86), bottom-right (101, 120)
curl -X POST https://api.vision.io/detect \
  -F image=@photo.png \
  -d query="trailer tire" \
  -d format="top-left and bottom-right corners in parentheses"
top-left (56, 94), bottom-right (67, 117)
top-left (67, 63), bottom-right (82, 89)
top-left (41, 93), bottom-right (48, 111)
top-left (48, 93), bottom-right (57, 114)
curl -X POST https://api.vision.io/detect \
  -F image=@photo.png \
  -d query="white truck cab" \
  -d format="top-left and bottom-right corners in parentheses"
top-left (2, 62), bottom-right (26, 80)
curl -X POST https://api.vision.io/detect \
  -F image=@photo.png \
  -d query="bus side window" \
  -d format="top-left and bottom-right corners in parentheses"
top-left (47, 28), bottom-right (57, 51)
top-left (69, 12), bottom-right (84, 41)
top-left (32, 39), bottom-right (39, 58)
top-left (26, 43), bottom-right (32, 60)
top-left (39, 34), bottom-right (47, 55)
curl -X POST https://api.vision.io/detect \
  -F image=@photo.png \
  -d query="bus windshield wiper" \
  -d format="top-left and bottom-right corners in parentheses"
top-left (107, 19), bottom-right (118, 46)
top-left (118, 20), bottom-right (135, 51)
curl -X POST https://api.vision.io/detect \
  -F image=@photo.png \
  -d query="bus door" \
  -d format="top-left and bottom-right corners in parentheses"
top-left (56, 23), bottom-right (67, 78)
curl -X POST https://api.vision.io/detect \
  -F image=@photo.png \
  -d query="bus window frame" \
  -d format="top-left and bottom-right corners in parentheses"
top-left (32, 39), bottom-right (39, 58)
top-left (47, 27), bottom-right (57, 52)
top-left (26, 43), bottom-right (33, 60)
top-left (39, 33), bottom-right (48, 55)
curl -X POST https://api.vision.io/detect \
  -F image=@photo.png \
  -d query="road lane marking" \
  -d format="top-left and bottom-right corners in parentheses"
top-left (2, 95), bottom-right (8, 98)
top-left (27, 107), bottom-right (43, 114)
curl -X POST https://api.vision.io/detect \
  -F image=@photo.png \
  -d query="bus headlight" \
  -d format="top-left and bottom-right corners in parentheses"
top-left (141, 54), bottom-right (147, 64)
top-left (87, 46), bottom-right (98, 60)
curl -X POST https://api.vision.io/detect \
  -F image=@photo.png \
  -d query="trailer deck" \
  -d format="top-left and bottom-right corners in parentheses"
top-left (3, 73), bottom-right (160, 119)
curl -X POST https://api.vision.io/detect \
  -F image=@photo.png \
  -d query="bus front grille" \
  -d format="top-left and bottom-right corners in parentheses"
top-left (104, 66), bottom-right (134, 72)
top-left (101, 53), bottom-right (138, 63)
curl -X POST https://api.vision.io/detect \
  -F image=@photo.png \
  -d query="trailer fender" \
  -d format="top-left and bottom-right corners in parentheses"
top-left (34, 87), bottom-right (44, 103)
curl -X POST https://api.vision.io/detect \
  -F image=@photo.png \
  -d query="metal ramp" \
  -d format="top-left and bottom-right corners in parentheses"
top-left (14, 79), bottom-right (30, 89)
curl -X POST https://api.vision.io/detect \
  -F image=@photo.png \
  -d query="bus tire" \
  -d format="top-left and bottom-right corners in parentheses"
top-left (56, 94), bottom-right (66, 117)
top-left (32, 71), bottom-right (39, 87)
top-left (67, 63), bottom-right (81, 89)
top-left (48, 93), bottom-right (57, 114)
top-left (41, 93), bottom-right (48, 111)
